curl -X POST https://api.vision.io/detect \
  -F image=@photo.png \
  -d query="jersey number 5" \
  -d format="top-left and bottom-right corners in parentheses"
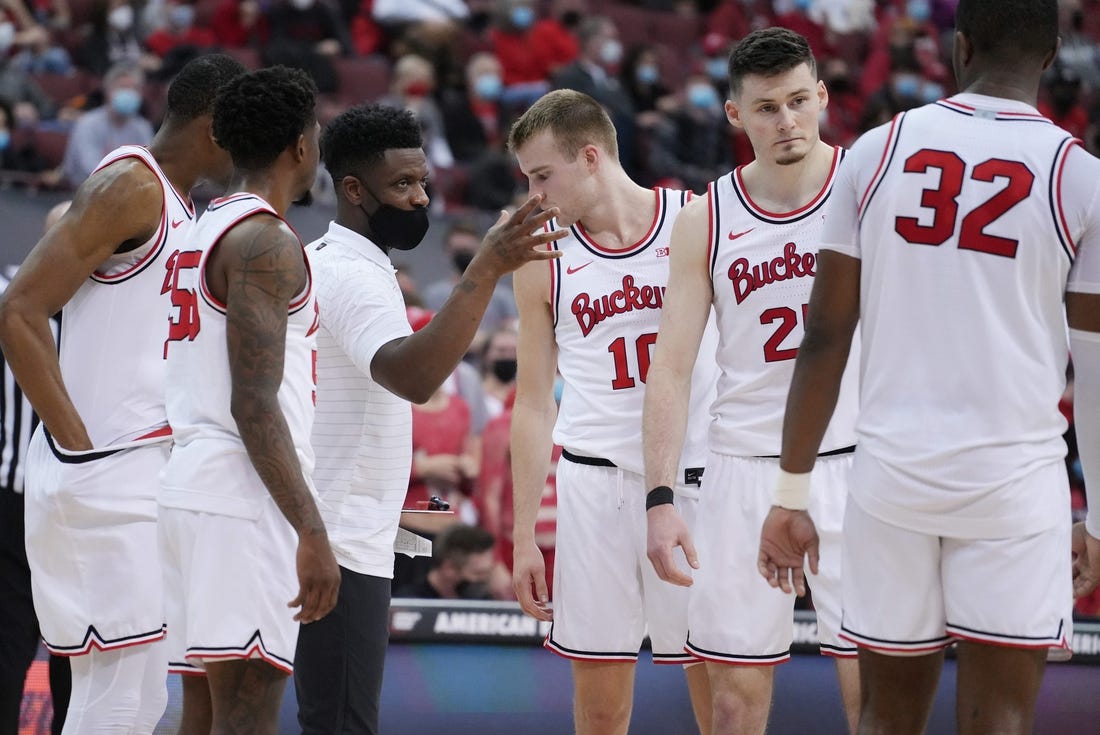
top-left (609, 332), bottom-right (658, 389)
top-left (161, 249), bottom-right (203, 358)
top-left (894, 150), bottom-right (1033, 258)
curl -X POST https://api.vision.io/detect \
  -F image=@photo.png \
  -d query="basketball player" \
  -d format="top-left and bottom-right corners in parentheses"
top-left (296, 104), bottom-right (563, 735)
top-left (509, 89), bottom-right (717, 735)
top-left (757, 1), bottom-right (1100, 732)
top-left (0, 54), bottom-right (245, 732)
top-left (643, 28), bottom-right (860, 734)
top-left (158, 66), bottom-right (339, 735)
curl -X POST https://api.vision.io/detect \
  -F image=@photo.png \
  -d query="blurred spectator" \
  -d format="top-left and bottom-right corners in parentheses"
top-left (480, 325), bottom-right (516, 419)
top-left (1039, 63), bottom-right (1090, 142)
top-left (860, 5), bottom-right (945, 100)
top-left (1056, 0), bottom-right (1100, 91)
top-left (262, 0), bottom-right (351, 93)
top-left (394, 523), bottom-right (497, 599)
top-left (421, 220), bottom-right (518, 351)
top-left (645, 72), bottom-right (731, 193)
top-left (859, 45), bottom-right (939, 132)
top-left (619, 44), bottom-right (673, 115)
top-left (817, 56), bottom-right (861, 147)
top-left (0, 39), bottom-right (57, 125)
top-left (6, 0), bottom-right (72, 74)
top-left (0, 99), bottom-right (48, 174)
top-left (476, 387), bottom-right (559, 598)
top-left (408, 372), bottom-right (479, 512)
top-left (552, 15), bottom-right (638, 174)
top-left (210, 0), bottom-right (266, 48)
top-left (73, 0), bottom-right (158, 76)
top-left (488, 0), bottom-right (555, 107)
top-left (806, 0), bottom-right (875, 35)
top-left (528, 0), bottom-right (581, 74)
top-left (60, 60), bottom-right (152, 186)
top-left (380, 53), bottom-right (454, 173)
top-left (144, 1), bottom-right (217, 59)
top-left (441, 51), bottom-right (505, 163)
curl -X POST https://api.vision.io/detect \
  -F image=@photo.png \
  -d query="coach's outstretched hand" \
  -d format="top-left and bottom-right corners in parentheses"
top-left (472, 194), bottom-right (566, 278)
top-left (291, 529), bottom-right (341, 624)
top-left (1072, 522), bottom-right (1100, 599)
top-left (758, 507), bottom-right (819, 597)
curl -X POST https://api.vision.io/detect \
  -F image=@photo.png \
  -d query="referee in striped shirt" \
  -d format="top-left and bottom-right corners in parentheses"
top-left (0, 205), bottom-right (70, 735)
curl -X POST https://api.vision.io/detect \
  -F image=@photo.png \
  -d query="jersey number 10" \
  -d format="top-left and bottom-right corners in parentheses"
top-left (608, 332), bottom-right (658, 389)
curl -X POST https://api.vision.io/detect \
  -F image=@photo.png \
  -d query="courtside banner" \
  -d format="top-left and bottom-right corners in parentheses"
top-left (389, 600), bottom-right (1100, 664)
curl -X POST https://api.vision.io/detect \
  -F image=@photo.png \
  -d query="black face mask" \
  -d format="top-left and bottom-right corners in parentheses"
top-left (490, 358), bottom-right (517, 383)
top-left (455, 580), bottom-right (491, 600)
top-left (359, 181), bottom-right (430, 251)
top-left (452, 251), bottom-right (475, 273)
top-left (560, 10), bottom-right (581, 28)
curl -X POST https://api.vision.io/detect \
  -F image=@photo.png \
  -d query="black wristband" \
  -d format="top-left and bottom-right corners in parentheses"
top-left (646, 485), bottom-right (675, 510)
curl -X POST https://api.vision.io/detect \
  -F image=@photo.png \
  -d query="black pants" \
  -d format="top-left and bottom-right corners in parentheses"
top-left (0, 491), bottom-right (69, 735)
top-left (295, 566), bottom-right (390, 735)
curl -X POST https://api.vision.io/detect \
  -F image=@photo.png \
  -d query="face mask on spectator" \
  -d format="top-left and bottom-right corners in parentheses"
top-left (490, 358), bottom-right (518, 383)
top-left (706, 57), bottom-right (727, 82)
top-left (473, 73), bottom-right (502, 101)
top-left (169, 4), bottom-right (194, 30)
top-left (0, 130), bottom-right (10, 152)
top-left (108, 4), bottom-right (134, 32)
top-left (403, 80), bottom-right (431, 98)
top-left (110, 88), bottom-right (142, 117)
top-left (0, 22), bottom-right (14, 56)
top-left (291, 0), bottom-right (315, 9)
top-left (452, 251), bottom-right (475, 273)
top-left (510, 5), bottom-right (535, 30)
top-left (687, 83), bottom-right (720, 110)
top-left (893, 73), bottom-right (921, 99)
top-left (793, 0), bottom-right (813, 11)
top-left (921, 81), bottom-right (943, 103)
top-left (600, 39), bottom-right (623, 66)
top-left (906, 0), bottom-right (931, 23)
top-left (636, 64), bottom-right (659, 85)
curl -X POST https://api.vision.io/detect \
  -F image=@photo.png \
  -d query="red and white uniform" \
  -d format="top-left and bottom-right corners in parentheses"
top-left (823, 92), bottom-right (1100, 654)
top-left (24, 144), bottom-right (194, 654)
top-left (541, 187), bottom-right (719, 663)
top-left (686, 148), bottom-right (859, 664)
top-left (159, 192), bottom-right (317, 673)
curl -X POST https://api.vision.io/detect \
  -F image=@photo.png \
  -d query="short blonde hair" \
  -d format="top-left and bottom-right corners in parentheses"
top-left (507, 89), bottom-right (618, 160)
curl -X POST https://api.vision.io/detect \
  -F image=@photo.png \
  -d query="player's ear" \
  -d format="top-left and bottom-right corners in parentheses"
top-left (582, 143), bottom-right (599, 172)
top-left (341, 175), bottom-right (363, 206)
top-left (817, 79), bottom-right (829, 111)
top-left (725, 99), bottom-right (743, 130)
top-left (295, 132), bottom-right (307, 162)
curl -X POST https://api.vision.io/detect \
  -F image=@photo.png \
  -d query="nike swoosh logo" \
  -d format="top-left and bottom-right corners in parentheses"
top-left (171, 219), bottom-right (183, 229)
top-left (566, 262), bottom-right (593, 274)
top-left (728, 228), bottom-right (754, 240)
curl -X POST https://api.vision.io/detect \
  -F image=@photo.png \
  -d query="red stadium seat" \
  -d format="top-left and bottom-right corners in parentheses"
top-left (334, 55), bottom-right (393, 105)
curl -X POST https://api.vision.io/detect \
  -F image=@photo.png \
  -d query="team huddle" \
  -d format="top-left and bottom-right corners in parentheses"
top-left (0, 1), bottom-right (1098, 734)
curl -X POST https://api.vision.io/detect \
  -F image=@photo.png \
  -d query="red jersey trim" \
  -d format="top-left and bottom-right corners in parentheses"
top-left (572, 188), bottom-right (664, 257)
top-left (936, 98), bottom-right (1051, 122)
top-left (1051, 138), bottom-right (1080, 260)
top-left (858, 112), bottom-right (905, 219)
top-left (90, 153), bottom-right (169, 283)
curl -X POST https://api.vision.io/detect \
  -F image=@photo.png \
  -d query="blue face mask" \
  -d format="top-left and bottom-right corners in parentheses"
top-left (921, 81), bottom-right (943, 103)
top-left (510, 5), bottom-right (535, 30)
top-left (474, 73), bottom-right (502, 100)
top-left (110, 88), bottom-right (142, 117)
top-left (906, 0), bottom-right (931, 23)
top-left (170, 4), bottom-right (194, 29)
top-left (0, 129), bottom-right (9, 151)
top-left (636, 64), bottom-right (659, 85)
top-left (793, 0), bottom-right (812, 11)
top-left (893, 74), bottom-right (920, 99)
top-left (706, 57), bottom-right (727, 82)
top-left (687, 83), bottom-right (720, 110)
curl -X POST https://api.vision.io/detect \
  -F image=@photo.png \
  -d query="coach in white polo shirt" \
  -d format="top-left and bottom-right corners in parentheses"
top-left (298, 103), bottom-right (564, 735)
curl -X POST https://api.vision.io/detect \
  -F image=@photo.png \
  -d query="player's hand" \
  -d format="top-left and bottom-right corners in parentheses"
top-left (289, 530), bottom-right (341, 623)
top-left (1072, 522), bottom-right (1100, 598)
top-left (475, 194), bottom-right (566, 277)
top-left (646, 504), bottom-right (698, 587)
top-left (758, 507), bottom-right (819, 597)
top-left (512, 538), bottom-right (553, 621)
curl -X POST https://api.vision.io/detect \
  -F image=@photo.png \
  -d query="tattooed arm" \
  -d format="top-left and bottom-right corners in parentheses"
top-left (210, 213), bottom-right (339, 623)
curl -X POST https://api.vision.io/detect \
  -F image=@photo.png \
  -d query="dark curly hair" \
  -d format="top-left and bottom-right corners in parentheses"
top-left (213, 66), bottom-right (317, 171)
top-left (320, 104), bottom-right (423, 182)
top-left (164, 53), bottom-right (247, 123)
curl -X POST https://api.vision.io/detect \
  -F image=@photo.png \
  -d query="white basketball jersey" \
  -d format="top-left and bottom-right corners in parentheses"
top-left (824, 93), bottom-right (1100, 536)
top-left (707, 147), bottom-right (859, 457)
top-left (551, 187), bottom-right (718, 477)
top-left (59, 145), bottom-right (195, 447)
top-left (160, 193), bottom-right (318, 519)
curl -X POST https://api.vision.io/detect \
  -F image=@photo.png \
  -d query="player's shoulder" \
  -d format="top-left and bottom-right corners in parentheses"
top-left (76, 155), bottom-right (163, 207)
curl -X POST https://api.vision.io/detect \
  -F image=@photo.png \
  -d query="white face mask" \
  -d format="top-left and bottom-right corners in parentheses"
top-left (0, 22), bottom-right (14, 56)
top-left (108, 4), bottom-right (134, 32)
top-left (599, 38), bottom-right (622, 66)
top-left (290, 0), bottom-right (315, 9)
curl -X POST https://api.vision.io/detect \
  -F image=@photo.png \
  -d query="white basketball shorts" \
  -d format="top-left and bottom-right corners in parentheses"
top-left (546, 456), bottom-right (699, 664)
top-left (840, 460), bottom-right (1072, 658)
top-left (24, 427), bottom-right (169, 654)
top-left (686, 451), bottom-right (855, 664)
top-left (160, 496), bottom-right (300, 675)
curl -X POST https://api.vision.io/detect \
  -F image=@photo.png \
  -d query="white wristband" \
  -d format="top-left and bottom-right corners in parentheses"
top-left (773, 469), bottom-right (811, 511)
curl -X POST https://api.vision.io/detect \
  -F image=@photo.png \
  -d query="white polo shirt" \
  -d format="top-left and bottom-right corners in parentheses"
top-left (308, 222), bottom-right (413, 578)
